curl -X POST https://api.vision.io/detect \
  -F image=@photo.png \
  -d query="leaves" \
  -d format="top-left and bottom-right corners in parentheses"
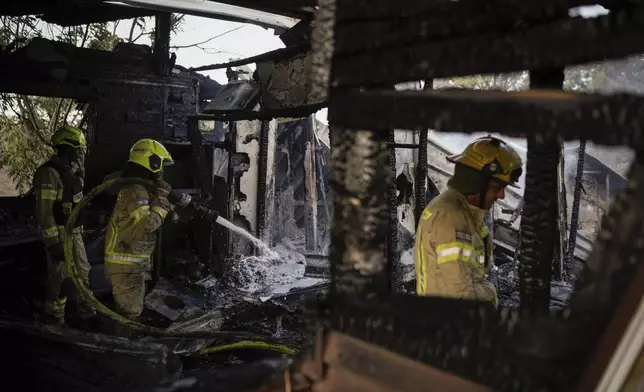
top-left (0, 17), bottom-right (121, 193)
top-left (0, 15), bottom-right (188, 194)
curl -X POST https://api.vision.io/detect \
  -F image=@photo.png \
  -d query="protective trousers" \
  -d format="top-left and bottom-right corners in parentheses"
top-left (44, 233), bottom-right (96, 324)
top-left (105, 261), bottom-right (150, 337)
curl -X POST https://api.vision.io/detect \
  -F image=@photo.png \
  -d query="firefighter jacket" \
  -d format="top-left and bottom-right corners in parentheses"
top-left (414, 187), bottom-right (498, 307)
top-left (104, 184), bottom-right (167, 266)
top-left (33, 156), bottom-right (84, 247)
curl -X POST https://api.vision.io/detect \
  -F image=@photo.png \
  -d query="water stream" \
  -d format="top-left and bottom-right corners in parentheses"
top-left (214, 216), bottom-right (278, 258)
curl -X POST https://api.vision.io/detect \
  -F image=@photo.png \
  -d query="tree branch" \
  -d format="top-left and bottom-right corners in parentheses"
top-left (170, 25), bottom-right (243, 49)
top-left (14, 97), bottom-right (51, 146)
top-left (49, 98), bottom-right (64, 133)
top-left (128, 18), bottom-right (138, 43)
top-left (132, 29), bottom-right (146, 44)
top-left (79, 23), bottom-right (90, 48)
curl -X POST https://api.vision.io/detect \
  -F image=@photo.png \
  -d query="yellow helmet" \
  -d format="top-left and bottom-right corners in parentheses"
top-left (51, 125), bottom-right (87, 150)
top-left (447, 136), bottom-right (523, 187)
top-left (128, 138), bottom-right (174, 173)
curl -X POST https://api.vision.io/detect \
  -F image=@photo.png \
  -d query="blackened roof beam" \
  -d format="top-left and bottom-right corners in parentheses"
top-left (193, 101), bottom-right (326, 121)
top-left (329, 88), bottom-right (644, 150)
top-left (190, 44), bottom-right (309, 72)
top-left (0, 0), bottom-right (156, 26)
top-left (331, 10), bottom-right (644, 88)
top-left (334, 0), bottom-right (612, 22)
top-left (335, 1), bottom-right (613, 53)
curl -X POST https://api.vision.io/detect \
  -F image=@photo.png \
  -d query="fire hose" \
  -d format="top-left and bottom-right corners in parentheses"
top-left (63, 176), bottom-right (300, 354)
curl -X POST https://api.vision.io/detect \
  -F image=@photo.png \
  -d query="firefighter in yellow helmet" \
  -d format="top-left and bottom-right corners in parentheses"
top-left (104, 138), bottom-right (174, 337)
top-left (414, 135), bottom-right (523, 308)
top-left (33, 125), bottom-right (96, 325)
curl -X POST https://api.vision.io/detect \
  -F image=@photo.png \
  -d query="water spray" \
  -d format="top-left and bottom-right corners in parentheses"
top-left (168, 190), bottom-right (276, 257)
top-left (63, 176), bottom-right (297, 353)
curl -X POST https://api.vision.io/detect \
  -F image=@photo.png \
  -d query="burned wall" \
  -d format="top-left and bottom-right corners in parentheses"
top-left (261, 51), bottom-right (320, 110)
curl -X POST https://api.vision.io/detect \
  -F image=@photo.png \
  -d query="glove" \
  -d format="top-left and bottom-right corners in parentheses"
top-left (152, 179), bottom-right (172, 199)
top-left (151, 180), bottom-right (172, 217)
top-left (47, 242), bottom-right (66, 264)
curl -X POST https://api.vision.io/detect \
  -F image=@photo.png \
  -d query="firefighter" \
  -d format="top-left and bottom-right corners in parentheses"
top-left (104, 138), bottom-right (173, 337)
top-left (33, 125), bottom-right (95, 325)
top-left (414, 135), bottom-right (523, 308)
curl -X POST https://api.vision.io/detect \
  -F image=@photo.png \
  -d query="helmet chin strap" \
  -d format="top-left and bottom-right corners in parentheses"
top-left (478, 177), bottom-right (489, 209)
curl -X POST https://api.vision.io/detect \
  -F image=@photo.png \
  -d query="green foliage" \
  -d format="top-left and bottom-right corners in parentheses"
top-left (0, 118), bottom-right (53, 192)
top-left (0, 17), bottom-right (122, 193)
top-left (0, 14), bottom-right (187, 194)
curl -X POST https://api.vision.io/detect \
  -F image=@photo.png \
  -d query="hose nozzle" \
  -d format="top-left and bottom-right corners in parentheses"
top-left (168, 190), bottom-right (192, 208)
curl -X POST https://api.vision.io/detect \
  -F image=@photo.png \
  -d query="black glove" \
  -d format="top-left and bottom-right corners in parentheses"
top-left (47, 242), bottom-right (66, 263)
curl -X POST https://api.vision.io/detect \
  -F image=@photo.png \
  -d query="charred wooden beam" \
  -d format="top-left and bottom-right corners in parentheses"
top-left (301, 332), bottom-right (492, 392)
top-left (335, 1), bottom-right (603, 53)
top-left (329, 126), bottom-right (391, 298)
top-left (334, 0), bottom-right (604, 23)
top-left (257, 121), bottom-right (270, 240)
top-left (414, 79), bottom-right (432, 228)
top-left (566, 140), bottom-right (587, 280)
top-left (331, 11), bottom-right (644, 88)
top-left (324, 294), bottom-right (597, 391)
top-left (387, 129), bottom-right (400, 292)
top-left (190, 44), bottom-right (309, 72)
top-left (518, 69), bottom-right (563, 314)
top-left (329, 89), bottom-right (644, 150)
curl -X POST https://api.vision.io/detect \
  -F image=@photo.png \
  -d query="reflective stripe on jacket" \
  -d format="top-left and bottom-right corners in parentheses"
top-left (33, 156), bottom-right (83, 247)
top-left (104, 183), bottom-right (166, 265)
top-left (414, 187), bottom-right (497, 306)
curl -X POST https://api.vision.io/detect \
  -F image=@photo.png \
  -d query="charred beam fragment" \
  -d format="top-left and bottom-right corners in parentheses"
top-left (518, 69), bottom-right (563, 314)
top-left (387, 129), bottom-right (401, 292)
top-left (257, 121), bottom-right (270, 239)
top-left (325, 294), bottom-right (599, 391)
top-left (414, 79), bottom-right (432, 226)
top-left (197, 102), bottom-right (327, 122)
top-left (332, 12), bottom-right (644, 88)
top-left (335, 0), bottom-right (601, 53)
top-left (329, 127), bottom-right (390, 298)
top-left (329, 89), bottom-right (644, 150)
top-left (566, 140), bottom-right (587, 280)
top-left (334, 0), bottom-right (604, 23)
top-left (190, 44), bottom-right (309, 72)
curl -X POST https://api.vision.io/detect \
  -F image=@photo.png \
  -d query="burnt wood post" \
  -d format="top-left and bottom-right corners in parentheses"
top-left (387, 129), bottom-right (401, 292)
top-left (414, 79), bottom-right (432, 225)
top-left (153, 13), bottom-right (171, 76)
top-left (566, 140), bottom-right (587, 280)
top-left (518, 68), bottom-right (563, 314)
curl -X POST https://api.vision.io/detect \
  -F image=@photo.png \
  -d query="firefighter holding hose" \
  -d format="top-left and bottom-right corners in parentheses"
top-left (33, 125), bottom-right (96, 325)
top-left (414, 136), bottom-right (523, 308)
top-left (104, 138), bottom-right (174, 337)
